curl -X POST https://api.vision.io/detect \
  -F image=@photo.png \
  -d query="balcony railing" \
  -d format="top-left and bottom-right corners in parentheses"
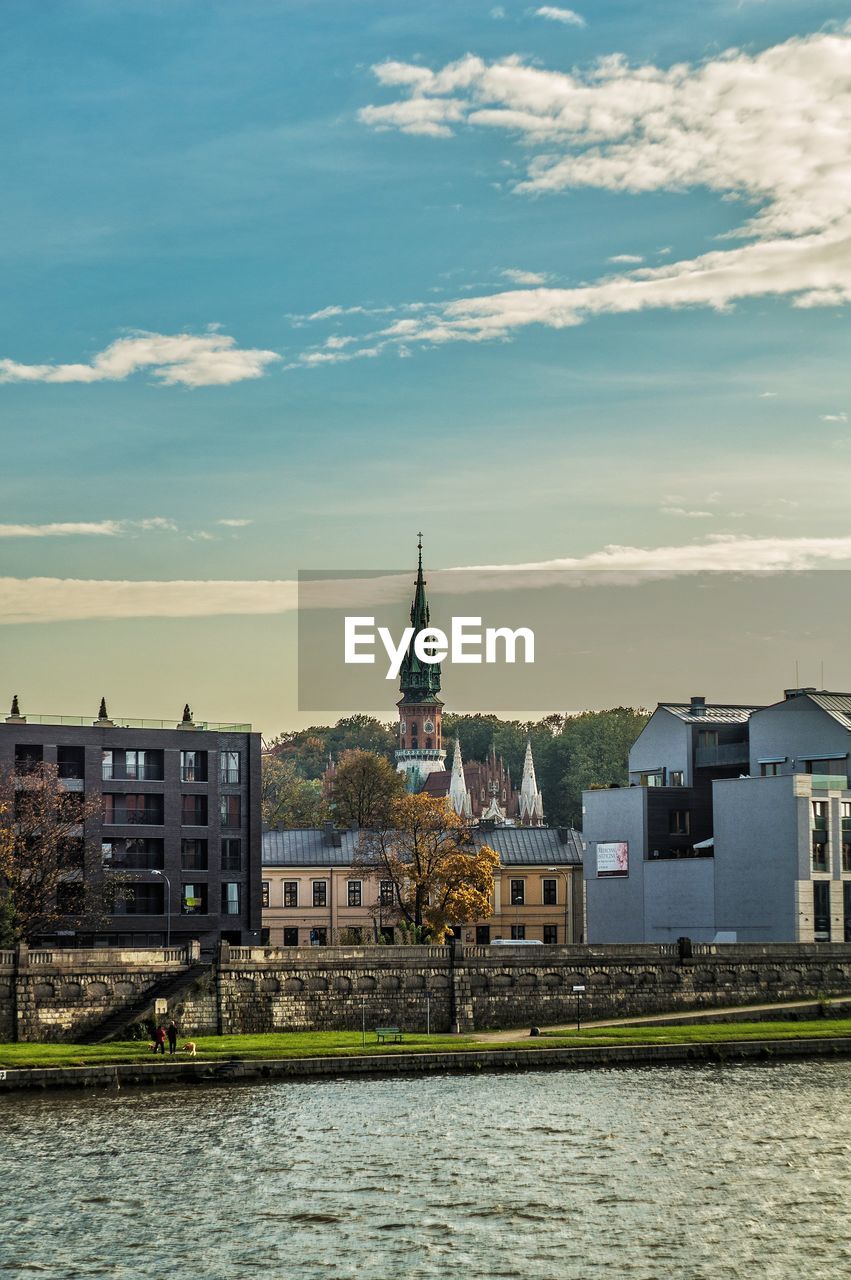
top-left (16, 713), bottom-right (251, 731)
top-left (694, 742), bottom-right (749, 767)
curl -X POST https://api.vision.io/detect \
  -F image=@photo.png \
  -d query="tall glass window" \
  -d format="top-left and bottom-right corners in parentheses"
top-left (222, 882), bottom-right (241, 915)
top-left (220, 750), bottom-right (241, 785)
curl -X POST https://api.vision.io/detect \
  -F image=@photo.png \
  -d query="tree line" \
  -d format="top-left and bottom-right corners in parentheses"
top-left (263, 706), bottom-right (648, 829)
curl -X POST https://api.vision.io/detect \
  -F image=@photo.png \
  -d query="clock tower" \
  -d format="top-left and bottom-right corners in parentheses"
top-left (395, 534), bottom-right (446, 790)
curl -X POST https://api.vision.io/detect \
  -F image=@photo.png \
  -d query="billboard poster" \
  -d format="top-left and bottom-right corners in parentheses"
top-left (596, 841), bottom-right (629, 877)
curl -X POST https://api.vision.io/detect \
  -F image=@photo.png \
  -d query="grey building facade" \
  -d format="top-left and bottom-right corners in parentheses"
top-left (583, 689), bottom-right (851, 945)
top-left (1, 700), bottom-right (262, 950)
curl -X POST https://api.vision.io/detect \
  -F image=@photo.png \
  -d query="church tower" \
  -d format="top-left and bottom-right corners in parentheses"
top-left (395, 534), bottom-right (446, 790)
top-left (518, 737), bottom-right (544, 825)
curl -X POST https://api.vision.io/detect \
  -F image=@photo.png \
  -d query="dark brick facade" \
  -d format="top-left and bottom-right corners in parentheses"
top-left (0, 715), bottom-right (262, 951)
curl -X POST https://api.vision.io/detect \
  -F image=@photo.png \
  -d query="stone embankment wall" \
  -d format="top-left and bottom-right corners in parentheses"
top-left (3, 941), bottom-right (851, 1041)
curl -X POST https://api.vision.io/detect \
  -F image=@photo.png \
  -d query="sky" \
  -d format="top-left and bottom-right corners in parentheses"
top-left (1, 0), bottom-right (850, 734)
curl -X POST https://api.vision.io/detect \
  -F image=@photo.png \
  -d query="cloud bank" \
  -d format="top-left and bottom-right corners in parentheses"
top-left (353, 28), bottom-right (851, 349)
top-left (0, 331), bottom-right (280, 388)
top-left (3, 535), bottom-right (851, 624)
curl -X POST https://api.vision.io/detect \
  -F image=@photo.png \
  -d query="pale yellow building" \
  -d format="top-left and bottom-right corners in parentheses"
top-left (262, 824), bottom-right (584, 946)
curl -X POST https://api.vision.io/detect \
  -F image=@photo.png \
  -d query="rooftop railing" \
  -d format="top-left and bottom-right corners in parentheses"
top-left (8, 714), bottom-right (251, 731)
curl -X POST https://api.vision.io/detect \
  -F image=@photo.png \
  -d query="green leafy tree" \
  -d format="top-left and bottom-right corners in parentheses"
top-left (329, 749), bottom-right (405, 829)
top-left (261, 756), bottom-right (329, 828)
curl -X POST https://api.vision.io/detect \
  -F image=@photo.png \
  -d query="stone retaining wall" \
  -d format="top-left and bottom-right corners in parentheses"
top-left (3, 941), bottom-right (851, 1041)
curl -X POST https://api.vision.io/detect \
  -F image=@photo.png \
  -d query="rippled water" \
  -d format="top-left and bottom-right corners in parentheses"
top-left (2, 1063), bottom-right (850, 1279)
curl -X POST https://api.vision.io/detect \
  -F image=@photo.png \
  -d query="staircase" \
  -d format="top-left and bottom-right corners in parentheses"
top-left (77, 961), bottom-right (213, 1044)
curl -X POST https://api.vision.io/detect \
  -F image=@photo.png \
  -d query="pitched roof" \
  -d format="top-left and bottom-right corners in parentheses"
top-left (261, 825), bottom-right (582, 867)
top-left (802, 692), bottom-right (851, 730)
top-left (658, 702), bottom-right (763, 725)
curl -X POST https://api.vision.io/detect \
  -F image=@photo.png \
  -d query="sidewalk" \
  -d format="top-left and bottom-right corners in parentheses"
top-left (474, 994), bottom-right (851, 1043)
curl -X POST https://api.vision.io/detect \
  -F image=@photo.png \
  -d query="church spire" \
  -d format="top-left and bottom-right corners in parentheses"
top-left (398, 533), bottom-right (441, 700)
top-left (519, 736), bottom-right (544, 826)
top-left (448, 737), bottom-right (472, 819)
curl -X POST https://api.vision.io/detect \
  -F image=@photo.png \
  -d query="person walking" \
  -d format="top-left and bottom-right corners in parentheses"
top-left (154, 1024), bottom-right (167, 1055)
top-left (167, 1019), bottom-right (178, 1055)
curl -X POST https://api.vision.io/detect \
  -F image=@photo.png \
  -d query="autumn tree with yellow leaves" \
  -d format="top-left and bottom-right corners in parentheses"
top-left (357, 792), bottom-right (497, 942)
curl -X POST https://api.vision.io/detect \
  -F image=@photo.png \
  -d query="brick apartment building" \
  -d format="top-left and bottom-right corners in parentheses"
top-left (0, 697), bottom-right (262, 950)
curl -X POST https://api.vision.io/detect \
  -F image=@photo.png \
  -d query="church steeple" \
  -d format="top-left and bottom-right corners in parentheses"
top-left (395, 534), bottom-right (446, 789)
top-left (519, 736), bottom-right (544, 826)
top-left (398, 532), bottom-right (442, 701)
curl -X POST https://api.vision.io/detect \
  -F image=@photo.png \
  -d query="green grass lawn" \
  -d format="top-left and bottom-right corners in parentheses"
top-left (2, 1019), bottom-right (850, 1070)
top-left (0, 1031), bottom-right (475, 1070)
top-left (496, 1018), bottom-right (851, 1050)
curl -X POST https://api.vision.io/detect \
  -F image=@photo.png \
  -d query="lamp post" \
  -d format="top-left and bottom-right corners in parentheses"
top-left (152, 869), bottom-right (172, 949)
top-left (547, 866), bottom-right (571, 944)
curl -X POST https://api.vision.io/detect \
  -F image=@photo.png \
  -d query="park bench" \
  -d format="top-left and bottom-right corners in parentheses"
top-left (375, 1026), bottom-right (403, 1044)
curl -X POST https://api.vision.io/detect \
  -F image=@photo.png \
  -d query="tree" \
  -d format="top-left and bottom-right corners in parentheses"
top-left (0, 764), bottom-right (102, 946)
top-left (358, 793), bottom-right (498, 942)
top-left (330, 749), bottom-right (405, 829)
top-left (261, 756), bottom-right (329, 828)
top-left (550, 707), bottom-right (650, 826)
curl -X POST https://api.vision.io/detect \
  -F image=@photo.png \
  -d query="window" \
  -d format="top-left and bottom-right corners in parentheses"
top-left (669, 810), bottom-right (690, 835)
top-left (283, 927), bottom-right (299, 946)
top-left (181, 883), bottom-right (209, 915)
top-left (542, 878), bottom-right (557, 906)
top-left (844, 883), bottom-right (851, 944)
top-left (14, 744), bottom-right (43, 775)
top-left (543, 925), bottom-right (558, 945)
top-left (182, 794), bottom-right (208, 826)
top-left (697, 730), bottom-right (718, 749)
top-left (510, 924), bottom-right (526, 940)
top-left (262, 881), bottom-right (270, 908)
top-left (222, 883), bottom-right (241, 916)
top-left (102, 749), bottom-right (163, 781)
top-left (812, 834), bottom-right (829, 873)
top-left (220, 750), bottom-right (241, 785)
top-left (347, 880), bottom-right (362, 907)
top-left (103, 794), bottom-right (165, 825)
top-left (805, 759), bottom-right (846, 776)
top-left (180, 750), bottom-right (208, 782)
top-left (379, 880), bottom-right (394, 907)
top-left (639, 771), bottom-right (663, 787)
top-left (57, 746), bottom-right (85, 780)
top-left (220, 795), bottom-right (241, 828)
top-left (812, 801), bottom-right (828, 831)
top-left (313, 880), bottom-right (327, 908)
top-left (283, 881), bottom-right (298, 908)
top-left (761, 762), bottom-right (782, 777)
top-left (669, 771), bottom-right (684, 787)
top-left (309, 927), bottom-right (327, 945)
top-left (813, 881), bottom-right (831, 941)
top-left (221, 838), bottom-right (242, 871)
top-left (103, 838), bottom-right (164, 870)
top-left (510, 879), bottom-right (525, 906)
top-left (110, 883), bottom-right (164, 915)
top-left (476, 925), bottom-right (491, 945)
top-left (842, 801), bottom-right (851, 830)
top-left (181, 839), bottom-right (208, 870)
top-left (260, 928), bottom-right (270, 945)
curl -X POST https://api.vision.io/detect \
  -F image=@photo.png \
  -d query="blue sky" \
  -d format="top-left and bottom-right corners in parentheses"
top-left (1, 1), bottom-right (850, 730)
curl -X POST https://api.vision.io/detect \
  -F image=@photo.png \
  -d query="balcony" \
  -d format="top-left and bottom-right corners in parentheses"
top-left (694, 742), bottom-right (749, 768)
top-left (809, 774), bottom-right (849, 791)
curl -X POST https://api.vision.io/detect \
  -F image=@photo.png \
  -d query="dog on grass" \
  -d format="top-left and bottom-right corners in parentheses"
top-left (182, 1041), bottom-right (197, 1056)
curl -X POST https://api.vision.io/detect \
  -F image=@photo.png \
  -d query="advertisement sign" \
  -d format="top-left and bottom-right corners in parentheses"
top-left (597, 841), bottom-right (629, 877)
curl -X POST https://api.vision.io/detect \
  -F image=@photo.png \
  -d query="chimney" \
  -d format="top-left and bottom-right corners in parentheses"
top-left (557, 826), bottom-right (569, 845)
top-left (323, 821), bottom-right (335, 846)
top-left (784, 687), bottom-right (817, 701)
top-left (690, 695), bottom-right (706, 716)
top-left (6, 694), bottom-right (25, 724)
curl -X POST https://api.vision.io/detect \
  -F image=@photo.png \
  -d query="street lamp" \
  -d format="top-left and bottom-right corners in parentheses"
top-left (547, 866), bottom-right (571, 944)
top-left (151, 869), bottom-right (172, 949)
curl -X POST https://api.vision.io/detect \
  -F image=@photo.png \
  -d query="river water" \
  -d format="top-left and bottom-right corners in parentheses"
top-left (2, 1062), bottom-right (849, 1279)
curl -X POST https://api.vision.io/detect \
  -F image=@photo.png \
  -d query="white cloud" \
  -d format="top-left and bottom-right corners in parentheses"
top-left (759, 391), bottom-right (778, 398)
top-left (660, 507), bottom-right (713, 519)
top-left (356, 30), bottom-right (851, 352)
top-left (608, 254), bottom-right (644, 265)
top-left (0, 518), bottom-right (176, 538)
top-left (820, 412), bottom-right (848, 422)
top-left (501, 267), bottom-right (550, 284)
top-left (535, 6), bottom-right (586, 26)
top-left (0, 330), bottom-right (280, 388)
top-left (5, 535), bottom-right (851, 624)
top-left (217, 518), bottom-right (253, 528)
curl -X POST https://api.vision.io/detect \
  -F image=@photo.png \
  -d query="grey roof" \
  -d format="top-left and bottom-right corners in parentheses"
top-left (659, 703), bottom-right (763, 725)
top-left (803, 692), bottom-right (851, 730)
top-left (262, 825), bottom-right (582, 868)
